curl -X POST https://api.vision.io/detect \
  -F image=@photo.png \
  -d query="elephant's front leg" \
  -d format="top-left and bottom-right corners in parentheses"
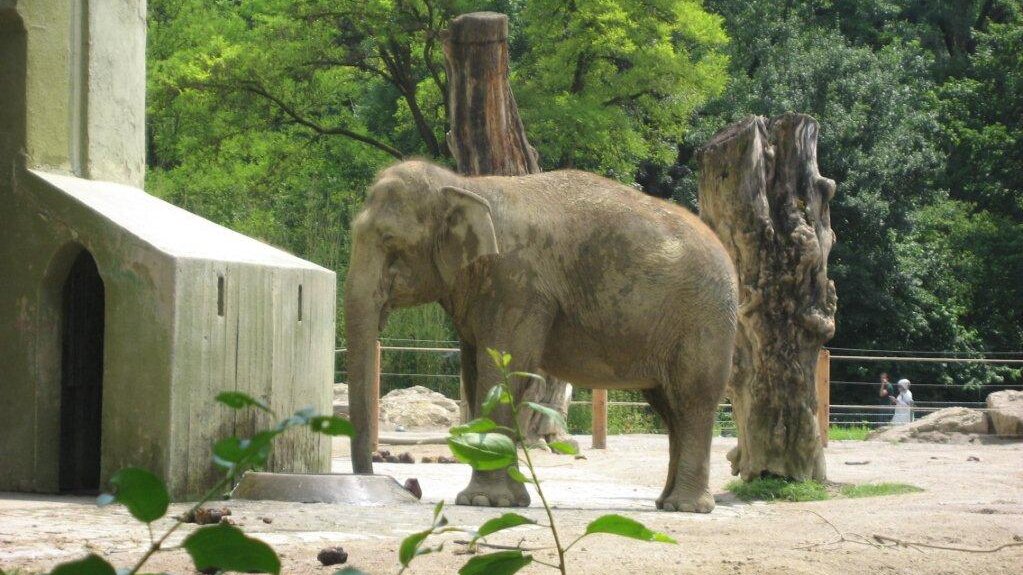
top-left (455, 331), bottom-right (548, 508)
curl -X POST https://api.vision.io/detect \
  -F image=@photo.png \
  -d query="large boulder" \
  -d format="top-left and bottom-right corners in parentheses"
top-left (986, 390), bottom-right (1023, 437)
top-left (379, 386), bottom-right (460, 430)
top-left (869, 407), bottom-right (989, 443)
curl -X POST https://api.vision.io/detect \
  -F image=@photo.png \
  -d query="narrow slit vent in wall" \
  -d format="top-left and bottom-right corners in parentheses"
top-left (298, 284), bottom-right (303, 322)
top-left (217, 275), bottom-right (225, 317)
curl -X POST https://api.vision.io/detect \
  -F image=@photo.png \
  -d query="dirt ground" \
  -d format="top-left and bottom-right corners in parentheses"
top-left (1, 435), bottom-right (1021, 574)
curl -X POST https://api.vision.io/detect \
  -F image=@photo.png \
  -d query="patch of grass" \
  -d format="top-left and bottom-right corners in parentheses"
top-left (839, 482), bottom-right (923, 498)
top-left (725, 477), bottom-right (829, 502)
top-left (828, 424), bottom-right (872, 441)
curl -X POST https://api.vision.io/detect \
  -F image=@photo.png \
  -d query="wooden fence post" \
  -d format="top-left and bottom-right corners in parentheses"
top-left (592, 389), bottom-right (608, 449)
top-left (816, 348), bottom-right (830, 447)
top-left (371, 340), bottom-right (381, 451)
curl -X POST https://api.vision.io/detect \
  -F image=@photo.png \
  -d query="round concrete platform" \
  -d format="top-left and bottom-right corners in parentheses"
top-left (232, 472), bottom-right (419, 505)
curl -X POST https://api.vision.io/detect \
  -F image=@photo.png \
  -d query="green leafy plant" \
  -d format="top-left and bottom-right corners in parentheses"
top-left (400, 349), bottom-right (677, 575)
top-left (48, 393), bottom-right (360, 575)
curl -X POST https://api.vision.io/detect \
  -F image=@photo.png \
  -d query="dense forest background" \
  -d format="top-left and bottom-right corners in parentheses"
top-left (146, 0), bottom-right (1022, 404)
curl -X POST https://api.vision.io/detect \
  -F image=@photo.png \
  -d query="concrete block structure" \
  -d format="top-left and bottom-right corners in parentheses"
top-left (0, 0), bottom-right (336, 498)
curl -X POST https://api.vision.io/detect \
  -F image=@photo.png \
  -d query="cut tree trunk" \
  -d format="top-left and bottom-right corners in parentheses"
top-left (442, 12), bottom-right (571, 446)
top-left (442, 12), bottom-right (540, 176)
top-left (697, 113), bottom-right (837, 482)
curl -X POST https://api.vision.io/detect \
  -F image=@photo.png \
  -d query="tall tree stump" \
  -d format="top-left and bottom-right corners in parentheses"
top-left (697, 113), bottom-right (837, 482)
top-left (443, 12), bottom-right (570, 446)
top-left (443, 12), bottom-right (540, 176)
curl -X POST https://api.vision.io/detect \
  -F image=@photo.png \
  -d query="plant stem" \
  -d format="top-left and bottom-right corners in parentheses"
top-left (125, 473), bottom-right (233, 575)
top-left (507, 381), bottom-right (567, 575)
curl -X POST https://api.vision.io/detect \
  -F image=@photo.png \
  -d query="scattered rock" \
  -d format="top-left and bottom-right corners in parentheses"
top-left (574, 454), bottom-right (587, 460)
top-left (404, 478), bottom-right (423, 499)
top-left (261, 516), bottom-right (273, 524)
top-left (437, 456), bottom-right (458, 464)
top-left (372, 453), bottom-right (384, 463)
top-left (986, 390), bottom-right (1023, 437)
top-left (220, 516), bottom-right (236, 526)
top-left (395, 424), bottom-right (407, 432)
top-left (869, 407), bottom-right (990, 443)
top-left (398, 452), bottom-right (415, 464)
top-left (385, 455), bottom-right (400, 463)
top-left (967, 455), bottom-right (981, 462)
top-left (317, 546), bottom-right (349, 566)
top-left (379, 386), bottom-right (460, 430)
top-left (844, 460), bottom-right (870, 465)
top-left (187, 507), bottom-right (232, 525)
top-left (421, 456), bottom-right (436, 463)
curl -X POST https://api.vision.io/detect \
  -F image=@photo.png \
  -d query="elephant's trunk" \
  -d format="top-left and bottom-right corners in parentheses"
top-left (344, 235), bottom-right (388, 474)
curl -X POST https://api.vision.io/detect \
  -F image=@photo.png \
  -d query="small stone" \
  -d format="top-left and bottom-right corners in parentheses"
top-left (574, 454), bottom-right (587, 460)
top-left (398, 452), bottom-right (415, 464)
top-left (395, 424), bottom-right (407, 432)
top-left (438, 456), bottom-right (458, 464)
top-left (372, 454), bottom-right (384, 463)
top-left (261, 516), bottom-right (273, 524)
top-left (385, 455), bottom-right (400, 463)
top-left (967, 455), bottom-right (981, 462)
top-left (421, 456), bottom-right (436, 463)
top-left (220, 516), bottom-right (236, 525)
top-left (198, 566), bottom-right (219, 574)
top-left (193, 507), bottom-right (231, 525)
top-left (317, 546), bottom-right (349, 566)
top-left (404, 478), bottom-right (423, 499)
top-left (378, 450), bottom-right (391, 458)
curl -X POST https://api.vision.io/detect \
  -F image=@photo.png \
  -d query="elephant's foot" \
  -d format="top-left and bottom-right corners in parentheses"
top-left (657, 488), bottom-right (715, 513)
top-left (455, 471), bottom-right (530, 507)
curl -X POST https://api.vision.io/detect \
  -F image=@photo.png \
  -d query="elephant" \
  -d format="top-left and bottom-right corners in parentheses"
top-left (344, 160), bottom-right (737, 512)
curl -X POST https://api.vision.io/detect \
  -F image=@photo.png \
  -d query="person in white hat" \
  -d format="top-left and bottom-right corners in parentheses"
top-left (891, 379), bottom-right (914, 424)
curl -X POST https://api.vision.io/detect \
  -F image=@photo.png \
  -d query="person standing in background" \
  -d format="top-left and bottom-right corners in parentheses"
top-left (892, 379), bottom-right (914, 424)
top-left (878, 372), bottom-right (896, 424)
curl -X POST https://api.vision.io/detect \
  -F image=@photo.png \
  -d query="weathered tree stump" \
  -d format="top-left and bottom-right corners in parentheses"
top-left (442, 12), bottom-right (570, 446)
top-left (442, 12), bottom-right (540, 176)
top-left (697, 113), bottom-right (837, 482)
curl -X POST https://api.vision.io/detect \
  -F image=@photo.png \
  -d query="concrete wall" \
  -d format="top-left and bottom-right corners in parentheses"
top-left (4, 0), bottom-right (146, 185)
top-left (0, 173), bottom-right (176, 492)
top-left (85, 0), bottom-right (146, 186)
top-left (170, 263), bottom-right (335, 498)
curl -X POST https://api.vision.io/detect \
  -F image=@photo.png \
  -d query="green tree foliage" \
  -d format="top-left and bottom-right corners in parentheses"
top-left (147, 1), bottom-right (1021, 399)
top-left (514, 0), bottom-right (729, 175)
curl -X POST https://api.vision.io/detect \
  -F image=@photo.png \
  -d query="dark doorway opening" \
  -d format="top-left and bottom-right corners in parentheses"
top-left (60, 250), bottom-right (105, 493)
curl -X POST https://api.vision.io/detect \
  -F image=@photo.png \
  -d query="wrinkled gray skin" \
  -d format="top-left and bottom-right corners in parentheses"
top-left (345, 160), bottom-right (737, 512)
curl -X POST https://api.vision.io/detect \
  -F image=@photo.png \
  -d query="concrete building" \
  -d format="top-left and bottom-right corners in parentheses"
top-left (0, 1), bottom-right (336, 498)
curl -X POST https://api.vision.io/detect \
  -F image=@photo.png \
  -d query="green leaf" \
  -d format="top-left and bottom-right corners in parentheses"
top-left (506, 467), bottom-right (535, 484)
top-left (50, 554), bottom-right (116, 575)
top-left (309, 415), bottom-right (355, 437)
top-left (215, 391), bottom-right (271, 414)
top-left (398, 529), bottom-right (432, 567)
top-left (485, 348), bottom-right (512, 369)
top-left (524, 402), bottom-right (566, 431)
top-left (458, 550), bottom-right (532, 575)
top-left (481, 385), bottom-right (509, 416)
top-left (450, 417), bottom-right (498, 436)
top-left (432, 500), bottom-right (445, 524)
top-left (333, 568), bottom-right (369, 575)
top-left (447, 433), bottom-right (517, 471)
top-left (548, 441), bottom-right (579, 455)
top-left (105, 468), bottom-right (169, 523)
top-left (474, 513), bottom-right (537, 541)
top-left (183, 523), bottom-right (281, 574)
top-left (510, 371), bottom-right (546, 384)
top-left (584, 514), bottom-right (677, 544)
top-left (213, 436), bottom-right (245, 468)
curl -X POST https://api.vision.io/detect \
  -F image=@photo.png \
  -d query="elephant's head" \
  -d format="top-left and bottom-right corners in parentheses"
top-left (344, 163), bottom-right (499, 473)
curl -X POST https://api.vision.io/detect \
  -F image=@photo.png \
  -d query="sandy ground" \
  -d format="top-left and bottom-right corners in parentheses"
top-left (1, 435), bottom-right (1021, 574)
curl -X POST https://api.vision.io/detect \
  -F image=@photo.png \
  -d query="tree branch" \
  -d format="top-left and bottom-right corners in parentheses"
top-left (230, 81), bottom-right (404, 159)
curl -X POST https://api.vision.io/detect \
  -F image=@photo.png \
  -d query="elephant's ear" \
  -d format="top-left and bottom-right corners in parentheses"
top-left (435, 186), bottom-right (499, 284)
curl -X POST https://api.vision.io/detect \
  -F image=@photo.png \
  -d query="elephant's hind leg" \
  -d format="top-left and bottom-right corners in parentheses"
top-left (643, 387), bottom-right (679, 507)
top-left (656, 354), bottom-right (729, 513)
